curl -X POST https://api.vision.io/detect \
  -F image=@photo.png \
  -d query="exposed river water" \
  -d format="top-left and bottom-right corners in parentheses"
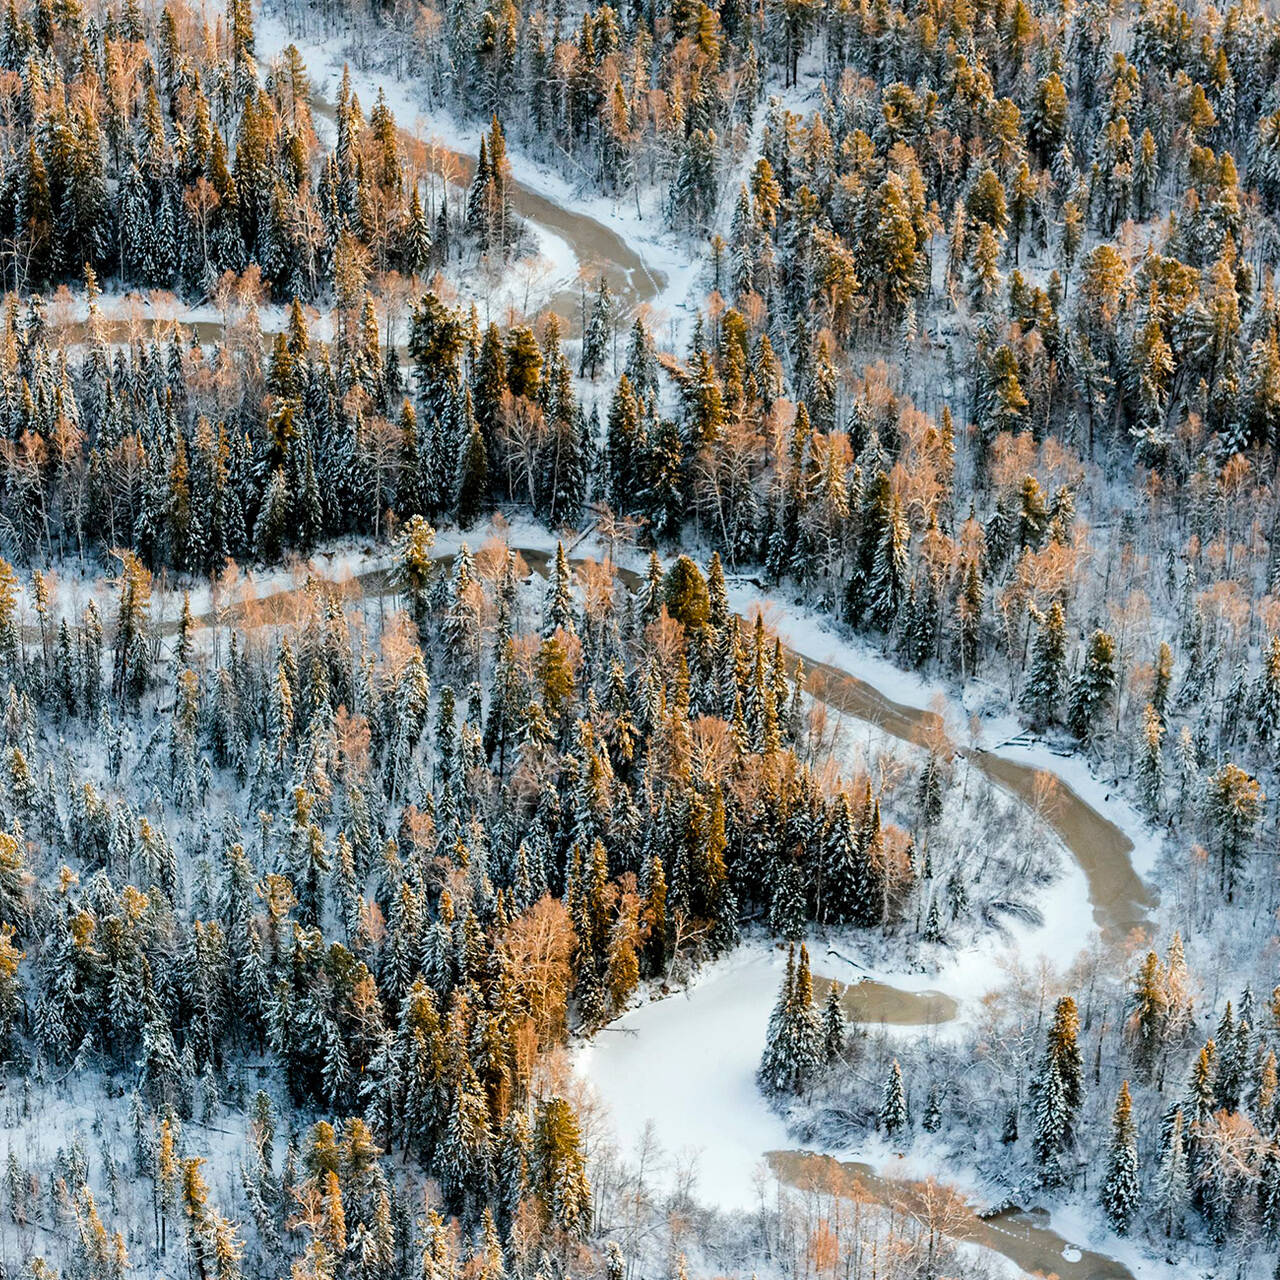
top-left (799, 654), bottom-right (1154, 952)
top-left (769, 1152), bottom-right (1136, 1280)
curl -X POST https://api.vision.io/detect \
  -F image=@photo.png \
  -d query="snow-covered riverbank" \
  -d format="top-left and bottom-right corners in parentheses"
top-left (574, 927), bottom-right (1186, 1279)
top-left (256, 7), bottom-right (704, 338)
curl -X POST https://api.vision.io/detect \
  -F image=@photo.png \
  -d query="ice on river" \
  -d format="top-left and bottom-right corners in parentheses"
top-left (578, 946), bottom-right (793, 1211)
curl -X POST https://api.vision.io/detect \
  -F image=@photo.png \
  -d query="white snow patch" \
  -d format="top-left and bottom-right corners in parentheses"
top-left (578, 945), bottom-right (791, 1211)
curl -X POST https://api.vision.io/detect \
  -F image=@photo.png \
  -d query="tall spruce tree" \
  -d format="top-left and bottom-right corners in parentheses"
top-left (758, 944), bottom-right (822, 1095)
top-left (1101, 1081), bottom-right (1141, 1234)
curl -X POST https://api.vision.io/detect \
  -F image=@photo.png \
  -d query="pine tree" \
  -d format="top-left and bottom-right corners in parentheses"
top-left (544, 543), bottom-right (575, 637)
top-left (671, 129), bottom-right (718, 231)
top-left (821, 982), bottom-right (845, 1063)
top-left (1136, 703), bottom-right (1164, 815)
top-left (254, 469), bottom-right (290, 563)
top-left (1101, 1081), bottom-right (1140, 1234)
top-left (1047, 996), bottom-right (1084, 1117)
top-left (758, 944), bottom-right (822, 1095)
top-left (969, 223), bottom-right (1003, 307)
top-left (642, 855), bottom-right (667, 976)
top-left (868, 173), bottom-right (923, 319)
top-left (1067, 630), bottom-right (1116, 743)
top-left (1127, 950), bottom-right (1169, 1079)
top-left (662, 556), bottom-right (710, 631)
top-left (953, 560), bottom-right (983, 677)
top-left (644, 417), bottom-right (685, 537)
top-left (580, 276), bottom-right (614, 380)
top-left (851, 788), bottom-right (886, 927)
top-left (605, 374), bottom-right (644, 514)
top-left (1259, 1142), bottom-right (1280, 1243)
top-left (922, 1087), bottom-right (942, 1133)
top-left (1252, 633), bottom-right (1280, 743)
top-left (867, 493), bottom-right (910, 632)
top-left (1214, 1002), bottom-right (1247, 1111)
top-left (769, 856), bottom-right (806, 941)
top-left (1156, 1108), bottom-right (1189, 1238)
top-left (1020, 602), bottom-right (1067, 727)
top-left (531, 1095), bottom-right (591, 1238)
top-left (401, 186), bottom-right (434, 275)
top-left (821, 790), bottom-right (858, 923)
top-left (923, 896), bottom-right (944, 943)
top-left (440, 1059), bottom-right (492, 1217)
top-left (394, 515), bottom-right (436, 634)
top-left (878, 1060), bottom-right (908, 1137)
top-left (605, 1241), bottom-right (625, 1280)
top-left (1204, 762), bottom-right (1264, 899)
top-left (453, 392), bottom-right (488, 528)
top-left (1033, 996), bottom-right (1083, 1184)
top-left (1188, 1041), bottom-right (1217, 1125)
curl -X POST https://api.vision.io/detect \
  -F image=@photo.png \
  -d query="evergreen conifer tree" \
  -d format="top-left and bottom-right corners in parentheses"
top-left (1067, 630), bottom-right (1116, 742)
top-left (758, 944), bottom-right (822, 1095)
top-left (878, 1060), bottom-right (908, 1136)
top-left (1020, 602), bottom-right (1067, 727)
top-left (1156, 1108), bottom-right (1189, 1238)
top-left (821, 982), bottom-right (845, 1063)
top-left (1101, 1081), bottom-right (1141, 1234)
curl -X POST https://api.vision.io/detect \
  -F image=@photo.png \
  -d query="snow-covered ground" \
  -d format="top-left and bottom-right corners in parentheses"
top-left (36, 517), bottom-right (1136, 1013)
top-left (561, 553), bottom-right (1173, 1276)
top-left (575, 930), bottom-right (1189, 1279)
top-left (577, 945), bottom-right (791, 1212)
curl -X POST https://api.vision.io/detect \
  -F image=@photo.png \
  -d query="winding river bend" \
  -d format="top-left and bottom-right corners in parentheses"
top-left (136, 324), bottom-right (1155, 1272)
top-left (169, 528), bottom-right (1154, 1276)
top-left (799, 653), bottom-right (1155, 949)
top-left (178, 544), bottom-right (1154, 1015)
top-left (179, 545), bottom-right (1154, 947)
top-left (308, 92), bottom-right (667, 322)
top-left (770, 1152), bottom-right (1135, 1280)
top-left (72, 84), bottom-right (667, 349)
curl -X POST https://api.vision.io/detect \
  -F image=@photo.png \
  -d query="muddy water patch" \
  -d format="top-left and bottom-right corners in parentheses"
top-left (811, 973), bottom-right (957, 1027)
top-left (798, 654), bottom-right (1153, 947)
top-left (770, 1151), bottom-right (1134, 1280)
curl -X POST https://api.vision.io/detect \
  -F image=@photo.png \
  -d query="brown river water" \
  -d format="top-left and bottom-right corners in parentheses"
top-left (811, 973), bottom-right (958, 1027)
top-left (32, 56), bottom-right (1149, 1265)
top-left (768, 1151), bottom-right (1136, 1279)
top-left (801, 654), bottom-right (1154, 950)
top-left (57, 90), bottom-right (666, 351)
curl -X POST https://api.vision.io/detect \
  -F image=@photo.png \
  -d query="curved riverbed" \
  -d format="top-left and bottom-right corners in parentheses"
top-left (68, 82), bottom-right (668, 350)
top-left (800, 653), bottom-right (1154, 948)
top-left (812, 974), bottom-right (958, 1028)
top-left (160, 502), bottom-right (1154, 1276)
top-left (173, 545), bottom-right (1154, 1025)
top-left (308, 92), bottom-right (666, 323)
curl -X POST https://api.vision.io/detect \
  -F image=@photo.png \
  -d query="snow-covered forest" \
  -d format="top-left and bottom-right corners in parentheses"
top-left (1, 0), bottom-right (1280, 1274)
